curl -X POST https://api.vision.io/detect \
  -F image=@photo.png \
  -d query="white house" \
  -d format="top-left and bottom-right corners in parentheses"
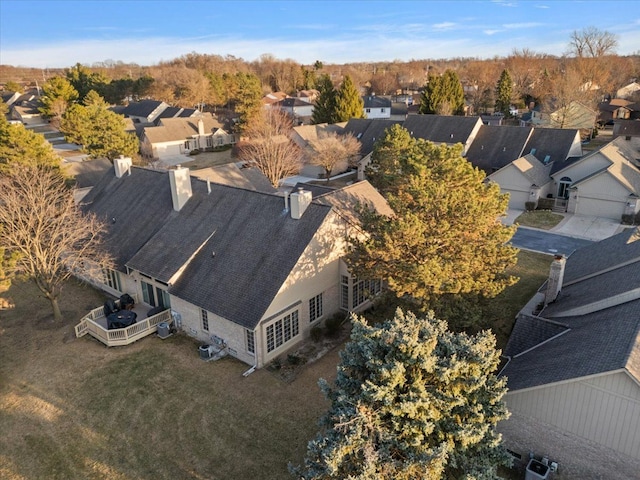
top-left (362, 95), bottom-right (391, 119)
top-left (79, 159), bottom-right (390, 369)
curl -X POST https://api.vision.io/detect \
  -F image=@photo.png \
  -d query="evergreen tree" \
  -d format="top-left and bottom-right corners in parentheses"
top-left (66, 63), bottom-right (109, 102)
top-left (0, 111), bottom-right (61, 172)
top-left (334, 75), bottom-right (365, 122)
top-left (495, 69), bottom-right (513, 116)
top-left (419, 70), bottom-right (464, 115)
top-left (312, 74), bottom-right (337, 124)
top-left (60, 93), bottom-right (138, 160)
top-left (293, 309), bottom-right (511, 480)
top-left (38, 77), bottom-right (79, 122)
top-left (354, 127), bottom-right (518, 314)
top-left (232, 72), bottom-right (263, 131)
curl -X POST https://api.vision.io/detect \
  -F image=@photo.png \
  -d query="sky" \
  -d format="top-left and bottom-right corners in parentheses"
top-left (1, 0), bottom-right (639, 68)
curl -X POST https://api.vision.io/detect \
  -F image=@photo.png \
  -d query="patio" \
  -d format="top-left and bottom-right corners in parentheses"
top-left (75, 293), bottom-right (173, 347)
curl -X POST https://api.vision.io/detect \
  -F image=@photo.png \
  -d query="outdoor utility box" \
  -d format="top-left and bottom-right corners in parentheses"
top-left (199, 344), bottom-right (213, 360)
top-left (525, 459), bottom-right (550, 480)
top-left (157, 322), bottom-right (170, 339)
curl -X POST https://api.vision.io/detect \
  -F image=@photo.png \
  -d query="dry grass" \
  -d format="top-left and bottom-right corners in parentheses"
top-left (180, 149), bottom-right (235, 170)
top-left (0, 250), bottom-right (551, 479)
top-left (0, 279), bottom-right (335, 480)
top-left (515, 210), bottom-right (565, 230)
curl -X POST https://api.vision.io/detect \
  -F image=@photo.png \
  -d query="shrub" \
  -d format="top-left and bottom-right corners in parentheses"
top-left (325, 313), bottom-right (346, 338)
top-left (310, 325), bottom-right (324, 342)
top-left (622, 213), bottom-right (636, 225)
top-left (287, 353), bottom-right (303, 365)
top-left (525, 201), bottom-right (536, 212)
top-left (536, 198), bottom-right (554, 210)
top-left (189, 149), bottom-right (200, 156)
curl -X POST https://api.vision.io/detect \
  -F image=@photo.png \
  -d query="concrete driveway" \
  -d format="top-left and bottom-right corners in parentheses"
top-left (552, 214), bottom-right (623, 241)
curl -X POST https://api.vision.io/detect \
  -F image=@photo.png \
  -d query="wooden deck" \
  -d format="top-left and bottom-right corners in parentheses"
top-left (74, 294), bottom-right (173, 347)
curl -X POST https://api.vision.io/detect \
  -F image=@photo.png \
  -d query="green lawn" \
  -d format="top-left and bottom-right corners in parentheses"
top-left (0, 250), bottom-right (551, 479)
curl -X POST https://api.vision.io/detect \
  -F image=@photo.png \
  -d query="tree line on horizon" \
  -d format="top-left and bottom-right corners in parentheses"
top-left (1, 27), bottom-right (638, 115)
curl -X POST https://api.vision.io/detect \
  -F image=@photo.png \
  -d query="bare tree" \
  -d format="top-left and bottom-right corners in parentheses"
top-left (568, 26), bottom-right (618, 58)
top-left (308, 131), bottom-right (361, 180)
top-left (236, 109), bottom-right (303, 187)
top-left (0, 165), bottom-right (112, 322)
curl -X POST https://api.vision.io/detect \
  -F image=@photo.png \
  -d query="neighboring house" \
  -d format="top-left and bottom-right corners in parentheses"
top-left (598, 98), bottom-right (633, 126)
top-left (79, 158), bottom-right (390, 369)
top-left (9, 93), bottom-right (44, 125)
top-left (1, 91), bottom-right (21, 107)
top-left (296, 89), bottom-right (319, 103)
top-left (616, 81), bottom-right (640, 99)
top-left (470, 125), bottom-right (582, 175)
top-left (140, 113), bottom-right (236, 162)
top-left (362, 95), bottom-right (391, 119)
top-left (490, 135), bottom-right (640, 216)
top-left (291, 122), bottom-right (348, 178)
top-left (402, 114), bottom-right (483, 155)
top-left (262, 91), bottom-right (288, 107)
top-left (613, 119), bottom-right (640, 139)
top-left (548, 101), bottom-right (597, 132)
top-left (63, 157), bottom-right (112, 203)
top-left (342, 118), bottom-right (402, 180)
top-left (118, 100), bottom-right (170, 124)
top-left (548, 136), bottom-right (640, 219)
top-left (500, 230), bottom-right (640, 466)
top-left (273, 97), bottom-right (315, 124)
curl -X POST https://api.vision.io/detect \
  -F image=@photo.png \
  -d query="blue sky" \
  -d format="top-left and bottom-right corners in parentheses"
top-left (1, 0), bottom-right (639, 68)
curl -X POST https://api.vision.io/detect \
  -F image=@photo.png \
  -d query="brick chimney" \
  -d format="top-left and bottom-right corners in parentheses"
top-left (544, 255), bottom-right (566, 305)
top-left (169, 165), bottom-right (192, 211)
top-left (114, 155), bottom-right (132, 178)
top-left (290, 187), bottom-right (312, 219)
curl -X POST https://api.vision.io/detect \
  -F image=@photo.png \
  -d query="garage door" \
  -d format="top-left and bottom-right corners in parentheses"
top-left (503, 189), bottom-right (531, 210)
top-left (576, 197), bottom-right (625, 219)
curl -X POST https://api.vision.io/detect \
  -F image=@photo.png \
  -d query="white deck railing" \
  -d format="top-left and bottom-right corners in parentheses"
top-left (74, 294), bottom-right (173, 347)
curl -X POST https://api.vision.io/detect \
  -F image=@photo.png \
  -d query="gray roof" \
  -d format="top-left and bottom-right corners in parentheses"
top-left (343, 118), bottom-right (402, 156)
top-left (64, 158), bottom-right (113, 188)
top-left (120, 100), bottom-right (167, 118)
top-left (402, 115), bottom-right (481, 145)
top-left (523, 128), bottom-right (579, 168)
top-left (363, 96), bottom-right (392, 108)
top-left (81, 167), bottom-right (334, 330)
top-left (613, 119), bottom-right (640, 138)
top-left (191, 163), bottom-right (277, 194)
top-left (501, 227), bottom-right (640, 390)
top-left (506, 154), bottom-right (553, 187)
top-left (465, 125), bottom-right (533, 173)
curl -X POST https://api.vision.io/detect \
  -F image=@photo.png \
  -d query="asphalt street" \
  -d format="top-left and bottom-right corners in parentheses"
top-left (510, 227), bottom-right (593, 257)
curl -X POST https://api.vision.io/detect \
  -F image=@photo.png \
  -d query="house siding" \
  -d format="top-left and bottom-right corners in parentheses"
top-left (505, 372), bottom-right (640, 459)
top-left (553, 154), bottom-right (611, 185)
top-left (256, 212), bottom-right (347, 367)
top-left (491, 166), bottom-right (537, 209)
top-left (573, 174), bottom-right (629, 219)
top-left (171, 295), bottom-right (254, 366)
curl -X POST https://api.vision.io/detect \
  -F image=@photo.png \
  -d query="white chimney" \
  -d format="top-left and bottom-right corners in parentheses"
top-left (114, 155), bottom-right (132, 178)
top-left (544, 255), bottom-right (566, 305)
top-left (169, 165), bottom-right (192, 211)
top-left (198, 118), bottom-right (205, 136)
top-left (290, 188), bottom-right (312, 219)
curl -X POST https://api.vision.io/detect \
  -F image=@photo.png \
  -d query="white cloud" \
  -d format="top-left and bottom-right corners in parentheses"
top-left (502, 22), bottom-right (545, 29)
top-left (535, 4), bottom-right (550, 8)
top-left (483, 29), bottom-right (502, 35)
top-left (432, 22), bottom-right (457, 31)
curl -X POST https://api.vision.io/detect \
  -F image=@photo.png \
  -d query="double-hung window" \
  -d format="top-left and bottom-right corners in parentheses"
top-left (309, 293), bottom-right (323, 322)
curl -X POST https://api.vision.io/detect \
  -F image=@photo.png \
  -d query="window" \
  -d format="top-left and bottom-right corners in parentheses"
top-left (352, 278), bottom-right (382, 310)
top-left (309, 293), bottom-right (323, 322)
top-left (558, 176), bottom-right (572, 199)
top-left (201, 309), bottom-right (209, 332)
top-left (265, 310), bottom-right (299, 353)
top-left (365, 108), bottom-right (371, 113)
top-left (341, 275), bottom-right (349, 310)
top-left (246, 329), bottom-right (255, 354)
top-left (381, 108), bottom-right (386, 113)
top-left (141, 280), bottom-right (155, 306)
top-left (103, 268), bottom-right (121, 292)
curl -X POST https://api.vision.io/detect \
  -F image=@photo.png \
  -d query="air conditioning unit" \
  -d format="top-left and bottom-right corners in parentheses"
top-left (199, 344), bottom-right (215, 360)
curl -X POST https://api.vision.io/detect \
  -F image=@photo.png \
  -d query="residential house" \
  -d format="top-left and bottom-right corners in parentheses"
top-left (613, 119), bottom-right (640, 139)
top-left (402, 114), bottom-right (483, 155)
top-left (548, 101), bottom-right (597, 133)
top-left (273, 97), bottom-right (315, 124)
top-left (616, 81), bottom-right (640, 100)
top-left (499, 230), bottom-right (640, 471)
top-left (291, 122), bottom-right (348, 178)
top-left (140, 113), bottom-right (236, 163)
top-left (598, 98), bottom-right (633, 127)
top-left (342, 118), bottom-right (402, 180)
top-left (118, 100), bottom-right (170, 124)
top-left (296, 89), bottom-right (319, 103)
top-left (362, 95), bottom-right (391, 119)
top-left (79, 158), bottom-right (390, 369)
top-left (486, 154), bottom-right (553, 209)
top-left (262, 91), bottom-right (288, 107)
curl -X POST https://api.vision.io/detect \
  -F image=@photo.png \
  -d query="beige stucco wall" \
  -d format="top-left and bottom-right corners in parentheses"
top-left (552, 154), bottom-right (610, 185)
top-left (505, 371), bottom-right (640, 459)
top-left (153, 140), bottom-right (185, 160)
top-left (573, 173), bottom-right (629, 219)
top-left (491, 167), bottom-right (536, 209)
top-left (255, 211), bottom-right (347, 367)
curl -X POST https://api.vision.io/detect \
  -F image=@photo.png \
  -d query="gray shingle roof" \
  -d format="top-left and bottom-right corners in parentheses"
top-left (343, 118), bottom-right (402, 156)
top-left (501, 227), bottom-right (640, 390)
top-left (82, 167), bottom-right (333, 330)
top-left (402, 115), bottom-right (481, 145)
top-left (465, 125), bottom-right (533, 173)
top-left (523, 128), bottom-right (579, 168)
top-left (120, 100), bottom-right (167, 118)
top-left (363, 96), bottom-right (391, 108)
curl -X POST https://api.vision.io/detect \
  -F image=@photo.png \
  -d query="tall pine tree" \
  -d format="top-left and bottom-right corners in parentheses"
top-left (312, 74), bottom-right (337, 124)
top-left (495, 69), bottom-right (513, 116)
top-left (293, 309), bottom-right (511, 480)
top-left (334, 75), bottom-right (365, 122)
top-left (419, 70), bottom-right (464, 115)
